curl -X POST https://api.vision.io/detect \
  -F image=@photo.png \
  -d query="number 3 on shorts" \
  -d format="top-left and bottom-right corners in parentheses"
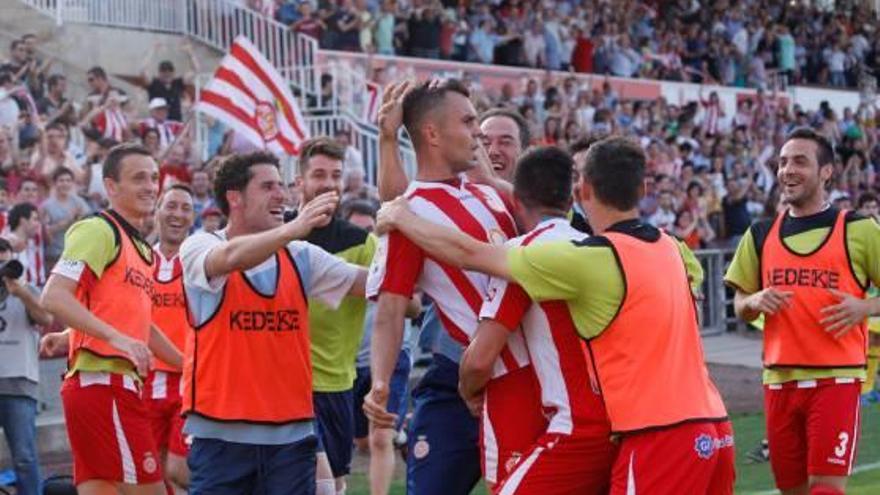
top-left (834, 432), bottom-right (850, 458)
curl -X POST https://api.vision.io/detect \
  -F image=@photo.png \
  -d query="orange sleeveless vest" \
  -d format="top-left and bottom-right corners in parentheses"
top-left (587, 231), bottom-right (727, 434)
top-left (151, 254), bottom-right (187, 373)
top-left (68, 211), bottom-right (154, 368)
top-left (182, 248), bottom-right (313, 423)
top-left (761, 210), bottom-right (867, 369)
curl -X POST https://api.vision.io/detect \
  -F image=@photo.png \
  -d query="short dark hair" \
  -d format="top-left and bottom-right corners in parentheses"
top-left (10, 40), bottom-right (22, 51)
top-left (568, 134), bottom-right (604, 156)
top-left (47, 74), bottom-right (65, 90)
top-left (513, 146), bottom-right (572, 210)
top-left (0, 70), bottom-right (12, 86)
top-left (87, 66), bottom-right (107, 80)
top-left (0, 237), bottom-right (12, 254)
top-left (45, 122), bottom-right (66, 135)
top-left (159, 184), bottom-right (193, 206)
top-left (342, 199), bottom-right (377, 221)
top-left (581, 136), bottom-right (646, 211)
top-left (103, 143), bottom-right (153, 182)
top-left (8, 202), bottom-right (37, 231)
top-left (214, 151), bottom-right (280, 215)
top-left (402, 79), bottom-right (470, 147)
top-left (857, 191), bottom-right (878, 209)
top-left (479, 108), bottom-right (530, 148)
top-left (51, 166), bottom-right (75, 183)
top-left (784, 127), bottom-right (835, 167)
top-left (298, 137), bottom-right (345, 174)
top-left (158, 60), bottom-right (175, 72)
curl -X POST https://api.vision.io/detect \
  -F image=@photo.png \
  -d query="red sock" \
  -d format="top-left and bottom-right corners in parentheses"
top-left (809, 483), bottom-right (844, 495)
top-left (165, 481), bottom-right (175, 495)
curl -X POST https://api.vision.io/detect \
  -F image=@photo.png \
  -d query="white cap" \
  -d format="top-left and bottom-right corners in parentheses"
top-left (148, 97), bottom-right (168, 110)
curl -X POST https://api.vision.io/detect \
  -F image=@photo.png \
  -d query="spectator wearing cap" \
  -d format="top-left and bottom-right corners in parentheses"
top-left (198, 206), bottom-right (224, 234)
top-left (139, 40), bottom-right (200, 121)
top-left (136, 97), bottom-right (185, 153)
top-left (81, 72), bottom-right (131, 143)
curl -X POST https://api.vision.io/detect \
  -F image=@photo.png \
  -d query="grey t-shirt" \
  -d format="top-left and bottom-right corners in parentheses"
top-left (41, 194), bottom-right (91, 259)
top-left (0, 285), bottom-right (41, 400)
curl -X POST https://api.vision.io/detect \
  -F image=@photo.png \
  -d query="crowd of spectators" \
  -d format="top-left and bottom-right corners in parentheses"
top-left (261, 0), bottom-right (880, 91)
top-left (1, 16), bottom-right (880, 290)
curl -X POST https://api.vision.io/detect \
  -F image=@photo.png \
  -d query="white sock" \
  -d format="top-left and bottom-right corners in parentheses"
top-left (316, 479), bottom-right (335, 495)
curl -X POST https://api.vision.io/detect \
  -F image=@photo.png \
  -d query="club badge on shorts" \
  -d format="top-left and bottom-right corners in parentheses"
top-left (413, 435), bottom-right (430, 459)
top-left (694, 433), bottom-right (715, 460)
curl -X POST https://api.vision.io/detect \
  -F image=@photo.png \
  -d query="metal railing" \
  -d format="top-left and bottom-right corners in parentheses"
top-left (695, 248), bottom-right (738, 335)
top-left (20, 0), bottom-right (319, 98)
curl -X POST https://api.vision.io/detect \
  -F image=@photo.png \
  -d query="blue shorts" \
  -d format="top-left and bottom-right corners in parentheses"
top-left (313, 389), bottom-right (354, 477)
top-left (188, 436), bottom-right (317, 495)
top-left (407, 354), bottom-right (481, 495)
top-left (353, 349), bottom-right (412, 438)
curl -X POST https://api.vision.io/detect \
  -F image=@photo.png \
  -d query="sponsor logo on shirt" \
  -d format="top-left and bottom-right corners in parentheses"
top-left (229, 310), bottom-right (301, 332)
top-left (766, 268), bottom-right (840, 289)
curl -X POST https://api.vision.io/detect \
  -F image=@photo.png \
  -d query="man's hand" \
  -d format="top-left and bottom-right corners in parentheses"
top-left (821, 289), bottom-right (873, 338)
top-left (745, 288), bottom-right (793, 315)
top-left (459, 387), bottom-right (484, 418)
top-left (107, 332), bottom-right (153, 376)
top-left (363, 381), bottom-right (398, 429)
top-left (4, 277), bottom-right (26, 299)
top-left (39, 332), bottom-right (68, 357)
top-left (378, 80), bottom-right (414, 139)
top-left (375, 196), bottom-right (412, 235)
top-left (286, 191), bottom-right (338, 238)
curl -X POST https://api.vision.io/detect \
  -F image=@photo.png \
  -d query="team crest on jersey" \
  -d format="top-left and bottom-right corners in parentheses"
top-left (143, 452), bottom-right (158, 474)
top-left (255, 101), bottom-right (279, 142)
top-left (504, 452), bottom-right (522, 474)
top-left (694, 434), bottom-right (715, 460)
top-left (413, 436), bottom-right (430, 459)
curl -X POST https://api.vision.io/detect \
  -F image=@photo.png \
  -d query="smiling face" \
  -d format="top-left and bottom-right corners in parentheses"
top-left (480, 115), bottom-right (522, 181)
top-left (777, 138), bottom-right (832, 210)
top-left (105, 154), bottom-right (160, 221)
top-left (228, 164), bottom-right (287, 233)
top-left (157, 188), bottom-right (195, 246)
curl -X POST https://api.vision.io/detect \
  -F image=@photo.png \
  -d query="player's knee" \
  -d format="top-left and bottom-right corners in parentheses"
top-left (369, 428), bottom-right (394, 453)
top-left (809, 483), bottom-right (845, 495)
top-left (316, 478), bottom-right (336, 495)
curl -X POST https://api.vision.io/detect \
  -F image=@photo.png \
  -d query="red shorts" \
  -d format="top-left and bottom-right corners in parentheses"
top-left (495, 432), bottom-right (616, 495)
top-left (143, 370), bottom-right (189, 457)
top-left (481, 365), bottom-right (547, 484)
top-left (610, 420), bottom-right (735, 495)
top-left (764, 379), bottom-right (861, 490)
top-left (61, 372), bottom-right (163, 485)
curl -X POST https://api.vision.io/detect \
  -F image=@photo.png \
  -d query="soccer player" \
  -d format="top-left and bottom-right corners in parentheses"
top-left (856, 193), bottom-right (880, 400)
top-left (374, 136), bottom-right (734, 495)
top-left (145, 184), bottom-right (195, 492)
top-left (363, 79), bottom-right (543, 494)
top-left (288, 137), bottom-right (378, 495)
top-left (40, 143), bottom-right (183, 495)
top-left (461, 146), bottom-right (615, 494)
top-left (726, 128), bottom-right (880, 495)
top-left (179, 151), bottom-right (367, 494)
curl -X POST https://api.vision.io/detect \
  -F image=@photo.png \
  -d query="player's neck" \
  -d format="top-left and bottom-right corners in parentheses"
top-left (414, 156), bottom-right (459, 183)
top-left (589, 205), bottom-right (640, 234)
top-left (788, 196), bottom-right (829, 218)
top-left (156, 240), bottom-right (180, 260)
top-left (110, 206), bottom-right (146, 233)
top-left (522, 208), bottom-right (566, 232)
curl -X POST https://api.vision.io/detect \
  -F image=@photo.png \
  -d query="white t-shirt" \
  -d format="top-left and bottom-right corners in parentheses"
top-left (181, 230), bottom-right (359, 326)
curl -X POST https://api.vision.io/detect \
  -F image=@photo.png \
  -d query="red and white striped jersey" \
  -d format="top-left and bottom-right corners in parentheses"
top-left (480, 217), bottom-right (609, 436)
top-left (93, 109), bottom-right (128, 142)
top-left (367, 176), bottom-right (527, 372)
top-left (139, 118), bottom-right (184, 151)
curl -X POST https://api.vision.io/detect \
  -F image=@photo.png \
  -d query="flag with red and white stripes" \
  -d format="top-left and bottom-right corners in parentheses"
top-left (197, 36), bottom-right (309, 156)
